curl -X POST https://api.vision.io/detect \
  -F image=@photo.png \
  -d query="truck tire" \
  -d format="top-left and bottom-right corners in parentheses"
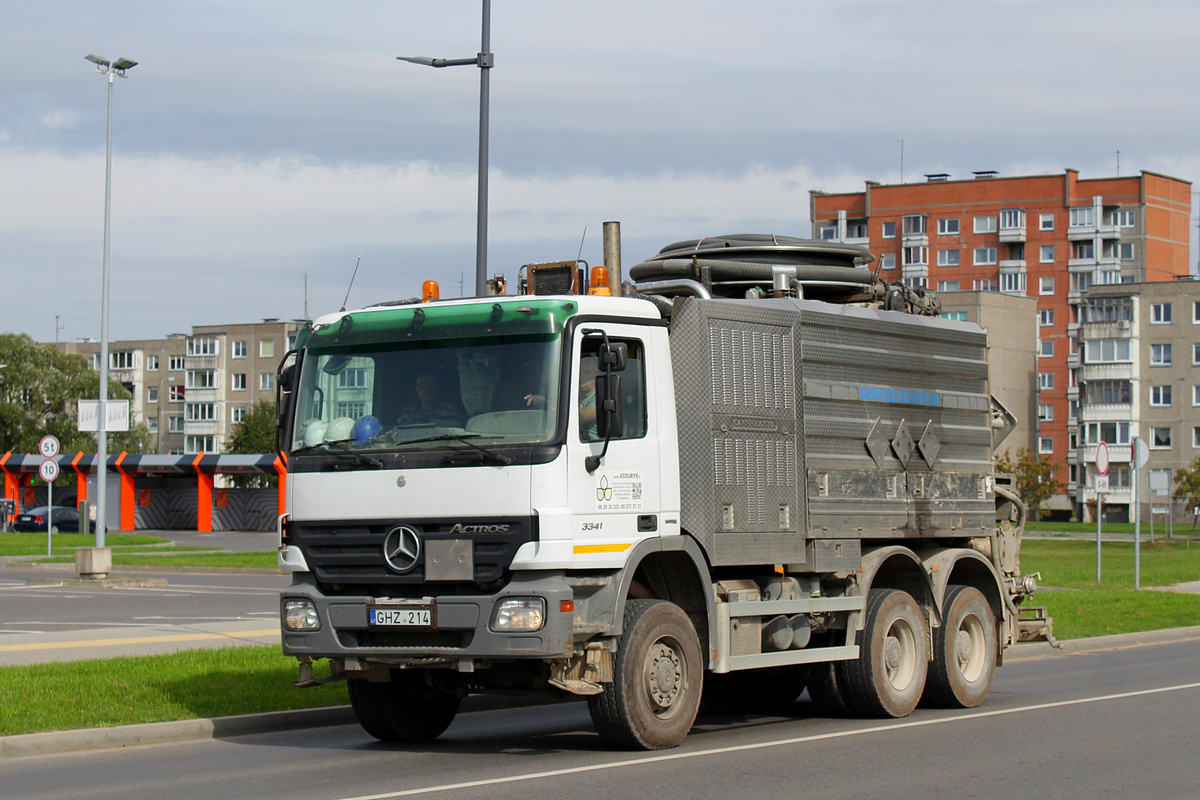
top-left (923, 585), bottom-right (996, 708)
top-left (703, 665), bottom-right (807, 713)
top-left (838, 589), bottom-right (928, 718)
top-left (588, 599), bottom-right (703, 750)
top-left (348, 669), bottom-right (460, 742)
top-left (805, 662), bottom-right (853, 717)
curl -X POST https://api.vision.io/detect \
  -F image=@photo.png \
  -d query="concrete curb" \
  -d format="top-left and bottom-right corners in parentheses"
top-left (0, 705), bottom-right (356, 760)
top-left (4, 627), bottom-right (1199, 759)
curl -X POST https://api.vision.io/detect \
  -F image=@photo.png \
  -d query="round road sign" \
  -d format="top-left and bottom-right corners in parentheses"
top-left (39, 435), bottom-right (60, 459)
top-left (1095, 442), bottom-right (1109, 476)
top-left (39, 459), bottom-right (60, 482)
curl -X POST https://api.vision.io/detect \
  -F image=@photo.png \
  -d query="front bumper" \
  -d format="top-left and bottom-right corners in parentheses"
top-left (280, 571), bottom-right (576, 663)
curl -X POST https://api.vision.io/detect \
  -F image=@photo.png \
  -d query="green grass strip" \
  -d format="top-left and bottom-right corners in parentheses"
top-left (0, 532), bottom-right (171, 557)
top-left (0, 645), bottom-right (346, 737)
top-left (26, 552), bottom-right (279, 570)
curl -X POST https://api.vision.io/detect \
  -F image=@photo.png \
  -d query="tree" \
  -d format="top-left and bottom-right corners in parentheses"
top-left (0, 333), bottom-right (151, 459)
top-left (1173, 456), bottom-right (1200, 514)
top-left (224, 400), bottom-right (278, 487)
top-left (994, 446), bottom-right (1064, 512)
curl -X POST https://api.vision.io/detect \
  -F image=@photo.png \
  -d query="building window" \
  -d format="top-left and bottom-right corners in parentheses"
top-left (147, 355), bottom-right (159, 371)
top-left (1072, 242), bottom-right (1094, 259)
top-left (1038, 436), bottom-right (1054, 454)
top-left (1000, 273), bottom-right (1025, 293)
top-left (1069, 207), bottom-right (1094, 227)
top-left (879, 253), bottom-right (896, 270)
top-left (233, 341), bottom-right (247, 359)
top-left (999, 209), bottom-right (1025, 230)
top-left (973, 247), bottom-right (997, 265)
top-left (1150, 427), bottom-right (1172, 448)
top-left (1084, 297), bottom-right (1133, 323)
top-left (1194, 385), bottom-right (1200, 406)
top-left (937, 218), bottom-right (959, 236)
top-left (260, 372), bottom-right (275, 391)
top-left (882, 221), bottom-right (896, 238)
top-left (1114, 210), bottom-right (1136, 227)
top-left (168, 415), bottom-right (185, 433)
top-left (336, 401), bottom-right (366, 418)
top-left (1117, 243), bottom-right (1135, 260)
top-left (1085, 421), bottom-right (1130, 445)
top-left (1039, 245), bottom-right (1055, 263)
top-left (1194, 427), bottom-right (1200, 448)
top-left (973, 216), bottom-right (997, 234)
top-left (169, 355), bottom-right (186, 371)
top-left (847, 221), bottom-right (867, 239)
top-left (147, 417), bottom-right (159, 434)
top-left (1039, 213), bottom-right (1055, 231)
top-left (1151, 343), bottom-right (1172, 366)
top-left (902, 246), bottom-right (927, 266)
top-left (187, 337), bottom-right (218, 357)
top-left (109, 351), bottom-right (135, 370)
top-left (901, 277), bottom-right (927, 290)
top-left (1038, 404), bottom-right (1053, 422)
top-left (1038, 372), bottom-right (1054, 390)
top-left (1150, 385), bottom-right (1173, 407)
top-left (232, 373), bottom-right (246, 391)
top-left (902, 215), bottom-right (927, 235)
top-left (148, 387), bottom-right (159, 403)
top-left (1194, 301), bottom-right (1200, 324)
top-left (973, 278), bottom-right (997, 292)
top-left (1084, 379), bottom-right (1130, 404)
top-left (941, 311), bottom-right (968, 322)
top-left (1039, 309), bottom-right (1055, 327)
top-left (168, 385), bottom-right (186, 402)
top-left (186, 369), bottom-right (215, 389)
top-left (231, 406), bottom-right (247, 424)
top-left (820, 226), bottom-right (837, 240)
top-left (937, 249), bottom-right (960, 267)
top-left (1039, 340), bottom-right (1054, 358)
top-left (937, 280), bottom-right (960, 292)
top-left (185, 402), bottom-right (216, 422)
top-left (1039, 277), bottom-right (1055, 295)
top-left (1151, 303), bottom-right (1172, 324)
top-left (1084, 338), bottom-right (1131, 363)
top-left (185, 435), bottom-right (216, 454)
top-left (260, 340), bottom-right (276, 359)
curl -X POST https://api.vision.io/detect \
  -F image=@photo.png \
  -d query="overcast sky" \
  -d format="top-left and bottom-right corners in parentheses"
top-left (4, 0), bottom-right (1199, 342)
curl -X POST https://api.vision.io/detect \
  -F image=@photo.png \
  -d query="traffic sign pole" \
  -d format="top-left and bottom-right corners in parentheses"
top-left (39, 435), bottom-right (60, 557)
top-left (1094, 443), bottom-right (1109, 583)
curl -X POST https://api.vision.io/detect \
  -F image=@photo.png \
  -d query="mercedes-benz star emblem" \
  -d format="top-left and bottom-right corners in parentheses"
top-left (382, 526), bottom-right (421, 573)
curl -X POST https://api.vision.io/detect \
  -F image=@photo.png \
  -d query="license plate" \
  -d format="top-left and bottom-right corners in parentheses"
top-left (369, 607), bottom-right (433, 627)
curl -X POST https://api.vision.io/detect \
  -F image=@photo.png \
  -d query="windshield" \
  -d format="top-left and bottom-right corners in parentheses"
top-left (291, 335), bottom-right (562, 453)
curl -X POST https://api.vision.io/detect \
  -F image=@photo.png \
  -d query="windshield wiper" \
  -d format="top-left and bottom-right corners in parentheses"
top-left (397, 433), bottom-right (514, 465)
top-left (291, 438), bottom-right (383, 469)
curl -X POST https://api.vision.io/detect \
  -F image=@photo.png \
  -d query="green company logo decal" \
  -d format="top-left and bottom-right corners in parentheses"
top-left (596, 475), bottom-right (612, 501)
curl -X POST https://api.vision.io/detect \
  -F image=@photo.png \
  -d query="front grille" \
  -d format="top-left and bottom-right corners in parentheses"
top-left (290, 517), bottom-right (536, 590)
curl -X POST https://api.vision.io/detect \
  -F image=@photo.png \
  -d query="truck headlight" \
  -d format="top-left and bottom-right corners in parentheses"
top-left (490, 598), bottom-right (545, 632)
top-left (283, 599), bottom-right (320, 631)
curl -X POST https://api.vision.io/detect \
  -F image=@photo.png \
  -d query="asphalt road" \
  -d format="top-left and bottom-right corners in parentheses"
top-left (0, 530), bottom-right (284, 665)
top-left (4, 638), bottom-right (1199, 800)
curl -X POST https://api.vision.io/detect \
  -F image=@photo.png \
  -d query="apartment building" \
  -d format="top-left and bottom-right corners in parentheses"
top-left (58, 320), bottom-right (305, 454)
top-left (811, 169), bottom-right (1192, 514)
top-left (1077, 281), bottom-right (1200, 521)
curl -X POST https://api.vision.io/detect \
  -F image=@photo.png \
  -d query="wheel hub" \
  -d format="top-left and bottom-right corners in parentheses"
top-left (647, 642), bottom-right (682, 708)
top-left (955, 630), bottom-right (973, 667)
top-left (884, 636), bottom-right (902, 673)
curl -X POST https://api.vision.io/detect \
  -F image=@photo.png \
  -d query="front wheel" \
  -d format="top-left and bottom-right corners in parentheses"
top-left (924, 585), bottom-right (997, 708)
top-left (348, 669), bottom-right (460, 742)
top-left (839, 589), bottom-right (928, 718)
top-left (588, 599), bottom-right (703, 750)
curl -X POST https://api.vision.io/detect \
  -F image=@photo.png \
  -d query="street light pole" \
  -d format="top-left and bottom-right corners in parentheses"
top-left (85, 53), bottom-right (137, 549)
top-left (398, 0), bottom-right (493, 297)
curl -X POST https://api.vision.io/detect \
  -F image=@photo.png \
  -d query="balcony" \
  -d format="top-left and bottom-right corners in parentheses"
top-left (998, 259), bottom-right (1026, 270)
top-left (1068, 257), bottom-right (1098, 271)
top-left (998, 227), bottom-right (1026, 243)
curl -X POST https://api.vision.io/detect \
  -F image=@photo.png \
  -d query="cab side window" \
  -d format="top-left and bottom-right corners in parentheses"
top-left (578, 338), bottom-right (647, 441)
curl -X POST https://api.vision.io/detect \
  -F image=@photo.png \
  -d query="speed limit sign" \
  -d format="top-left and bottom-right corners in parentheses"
top-left (39, 459), bottom-right (60, 482)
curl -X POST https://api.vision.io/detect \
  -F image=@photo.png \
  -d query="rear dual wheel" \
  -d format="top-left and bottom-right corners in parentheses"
top-left (839, 589), bottom-right (928, 718)
top-left (924, 585), bottom-right (997, 708)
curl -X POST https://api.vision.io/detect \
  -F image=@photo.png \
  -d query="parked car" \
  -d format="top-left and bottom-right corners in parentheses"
top-left (12, 506), bottom-right (92, 533)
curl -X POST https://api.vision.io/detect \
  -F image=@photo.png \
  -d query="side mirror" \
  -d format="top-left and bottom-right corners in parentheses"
top-left (598, 341), bottom-right (627, 372)
top-left (595, 374), bottom-right (624, 439)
